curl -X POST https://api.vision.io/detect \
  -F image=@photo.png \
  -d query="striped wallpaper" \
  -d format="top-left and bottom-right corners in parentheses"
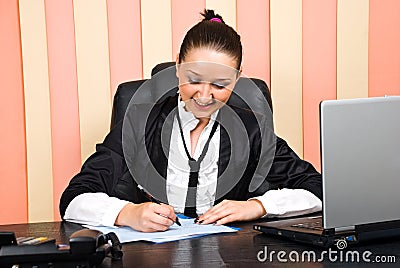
top-left (1, 0), bottom-right (399, 224)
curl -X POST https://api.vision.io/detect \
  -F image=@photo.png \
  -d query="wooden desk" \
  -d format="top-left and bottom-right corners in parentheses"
top-left (1, 220), bottom-right (399, 267)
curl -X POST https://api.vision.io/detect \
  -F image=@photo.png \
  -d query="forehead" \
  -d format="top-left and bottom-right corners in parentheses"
top-left (178, 62), bottom-right (237, 80)
top-left (178, 51), bottom-right (238, 81)
top-left (179, 48), bottom-right (237, 77)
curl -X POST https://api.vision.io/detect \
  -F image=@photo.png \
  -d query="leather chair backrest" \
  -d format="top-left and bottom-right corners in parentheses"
top-left (110, 62), bottom-right (272, 129)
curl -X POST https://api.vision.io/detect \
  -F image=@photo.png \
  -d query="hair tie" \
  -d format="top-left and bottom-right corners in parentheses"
top-left (210, 17), bottom-right (222, 23)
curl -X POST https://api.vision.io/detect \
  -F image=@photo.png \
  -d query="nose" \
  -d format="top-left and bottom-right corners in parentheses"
top-left (197, 83), bottom-right (212, 99)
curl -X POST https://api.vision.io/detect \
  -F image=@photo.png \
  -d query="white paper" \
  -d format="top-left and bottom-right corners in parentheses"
top-left (83, 217), bottom-right (238, 244)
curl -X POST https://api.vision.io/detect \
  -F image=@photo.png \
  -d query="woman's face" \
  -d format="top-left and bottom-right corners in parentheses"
top-left (176, 48), bottom-right (240, 120)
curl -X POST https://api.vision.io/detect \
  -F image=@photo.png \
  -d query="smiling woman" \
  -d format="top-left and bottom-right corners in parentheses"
top-left (177, 55), bottom-right (239, 122)
top-left (60, 9), bottom-right (322, 233)
top-left (176, 9), bottom-right (242, 125)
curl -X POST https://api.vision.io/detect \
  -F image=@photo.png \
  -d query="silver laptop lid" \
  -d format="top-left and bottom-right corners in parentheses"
top-left (320, 96), bottom-right (400, 230)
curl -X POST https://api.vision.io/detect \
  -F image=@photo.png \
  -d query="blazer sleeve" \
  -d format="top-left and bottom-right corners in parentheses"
top-left (59, 122), bottom-right (129, 218)
top-left (265, 136), bottom-right (322, 200)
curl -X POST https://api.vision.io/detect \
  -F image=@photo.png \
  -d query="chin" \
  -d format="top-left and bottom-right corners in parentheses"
top-left (191, 108), bottom-right (216, 119)
top-left (193, 113), bottom-right (213, 120)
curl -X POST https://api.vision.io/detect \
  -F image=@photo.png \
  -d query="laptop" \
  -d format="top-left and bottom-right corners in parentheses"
top-left (254, 96), bottom-right (400, 248)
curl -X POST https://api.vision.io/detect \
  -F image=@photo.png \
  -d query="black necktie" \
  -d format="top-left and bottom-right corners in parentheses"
top-left (176, 110), bottom-right (219, 218)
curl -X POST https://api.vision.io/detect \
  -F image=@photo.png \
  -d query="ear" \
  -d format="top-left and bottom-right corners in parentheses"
top-left (175, 53), bottom-right (180, 79)
top-left (236, 67), bottom-right (242, 81)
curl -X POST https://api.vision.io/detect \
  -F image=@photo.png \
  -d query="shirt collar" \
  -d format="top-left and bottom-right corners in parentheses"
top-left (177, 95), bottom-right (219, 131)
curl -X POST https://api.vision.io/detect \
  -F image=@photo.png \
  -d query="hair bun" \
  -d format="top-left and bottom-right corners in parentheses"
top-left (201, 9), bottom-right (225, 24)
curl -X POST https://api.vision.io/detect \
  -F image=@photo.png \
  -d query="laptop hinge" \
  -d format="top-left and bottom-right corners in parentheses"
top-left (334, 226), bottom-right (355, 233)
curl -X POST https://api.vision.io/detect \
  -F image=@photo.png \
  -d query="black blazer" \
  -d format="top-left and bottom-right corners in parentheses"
top-left (60, 94), bottom-right (322, 217)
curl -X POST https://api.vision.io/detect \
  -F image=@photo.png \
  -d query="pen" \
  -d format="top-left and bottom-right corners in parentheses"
top-left (19, 237), bottom-right (55, 245)
top-left (140, 187), bottom-right (181, 226)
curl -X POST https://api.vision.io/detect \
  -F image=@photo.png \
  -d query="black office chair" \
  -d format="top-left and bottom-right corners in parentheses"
top-left (110, 62), bottom-right (273, 129)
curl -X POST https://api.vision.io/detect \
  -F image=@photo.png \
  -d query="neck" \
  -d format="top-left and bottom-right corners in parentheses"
top-left (190, 118), bottom-right (209, 156)
top-left (197, 117), bottom-right (210, 126)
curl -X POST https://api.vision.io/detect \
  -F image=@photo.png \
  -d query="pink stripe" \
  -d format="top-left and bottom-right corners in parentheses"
top-left (302, 0), bottom-right (337, 171)
top-left (0, 0), bottom-right (28, 224)
top-left (369, 0), bottom-right (400, 97)
top-left (44, 0), bottom-right (82, 220)
top-left (107, 0), bottom-right (143, 97)
top-left (237, 0), bottom-right (270, 85)
top-left (171, 0), bottom-right (206, 59)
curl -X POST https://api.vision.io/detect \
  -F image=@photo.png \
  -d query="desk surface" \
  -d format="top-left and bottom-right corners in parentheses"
top-left (1, 220), bottom-right (399, 267)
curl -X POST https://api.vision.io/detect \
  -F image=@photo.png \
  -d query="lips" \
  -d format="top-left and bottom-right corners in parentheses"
top-left (193, 98), bottom-right (215, 107)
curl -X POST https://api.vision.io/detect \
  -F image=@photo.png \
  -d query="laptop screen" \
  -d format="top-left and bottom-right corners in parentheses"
top-left (320, 96), bottom-right (400, 229)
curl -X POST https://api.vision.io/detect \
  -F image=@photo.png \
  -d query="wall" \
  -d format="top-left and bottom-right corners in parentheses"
top-left (0, 0), bottom-right (399, 224)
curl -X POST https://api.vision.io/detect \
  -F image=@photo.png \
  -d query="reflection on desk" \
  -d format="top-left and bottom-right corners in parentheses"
top-left (0, 220), bottom-right (399, 267)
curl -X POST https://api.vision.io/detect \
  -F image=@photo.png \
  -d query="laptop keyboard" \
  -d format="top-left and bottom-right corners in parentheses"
top-left (291, 221), bottom-right (324, 231)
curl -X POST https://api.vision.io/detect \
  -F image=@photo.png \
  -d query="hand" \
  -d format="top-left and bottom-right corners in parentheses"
top-left (196, 199), bottom-right (266, 225)
top-left (115, 202), bottom-right (177, 232)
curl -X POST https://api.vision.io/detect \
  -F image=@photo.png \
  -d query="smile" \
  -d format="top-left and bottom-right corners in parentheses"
top-left (193, 98), bottom-right (214, 107)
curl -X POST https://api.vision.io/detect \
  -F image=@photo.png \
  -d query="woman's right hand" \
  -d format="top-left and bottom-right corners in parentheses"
top-left (115, 202), bottom-right (177, 232)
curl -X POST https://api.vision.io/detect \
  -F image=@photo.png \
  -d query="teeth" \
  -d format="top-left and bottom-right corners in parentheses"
top-left (194, 99), bottom-right (213, 106)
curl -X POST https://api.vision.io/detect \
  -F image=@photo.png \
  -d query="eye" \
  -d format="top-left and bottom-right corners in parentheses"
top-left (188, 77), bottom-right (201, 85)
top-left (212, 83), bottom-right (226, 89)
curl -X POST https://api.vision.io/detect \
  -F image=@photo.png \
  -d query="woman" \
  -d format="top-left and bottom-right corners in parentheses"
top-left (60, 10), bottom-right (322, 232)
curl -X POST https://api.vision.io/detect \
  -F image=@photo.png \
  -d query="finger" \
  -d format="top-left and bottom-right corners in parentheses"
top-left (161, 204), bottom-right (178, 220)
top-left (205, 199), bottom-right (229, 214)
top-left (150, 213), bottom-right (174, 227)
top-left (201, 206), bottom-right (235, 225)
top-left (200, 201), bottom-right (234, 223)
top-left (153, 204), bottom-right (176, 219)
top-left (152, 204), bottom-right (168, 215)
top-left (207, 201), bottom-right (233, 216)
top-left (200, 212), bottom-right (227, 225)
top-left (198, 200), bottom-right (229, 221)
top-left (145, 205), bottom-right (174, 225)
top-left (157, 202), bottom-right (174, 211)
top-left (141, 223), bottom-right (169, 232)
top-left (136, 217), bottom-right (170, 232)
top-left (138, 224), bottom-right (167, 233)
top-left (138, 205), bottom-right (173, 231)
top-left (214, 214), bottom-right (238, 226)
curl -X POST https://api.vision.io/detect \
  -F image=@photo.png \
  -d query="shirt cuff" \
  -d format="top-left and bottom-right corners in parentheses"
top-left (249, 188), bottom-right (322, 218)
top-left (63, 192), bottom-right (130, 227)
top-left (100, 197), bottom-right (131, 226)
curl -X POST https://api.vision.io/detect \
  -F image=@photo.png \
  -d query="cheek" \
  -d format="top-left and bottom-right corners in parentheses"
top-left (179, 85), bottom-right (196, 100)
top-left (213, 90), bottom-right (232, 103)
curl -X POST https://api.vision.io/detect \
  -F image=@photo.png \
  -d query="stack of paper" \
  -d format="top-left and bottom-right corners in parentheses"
top-left (84, 216), bottom-right (238, 243)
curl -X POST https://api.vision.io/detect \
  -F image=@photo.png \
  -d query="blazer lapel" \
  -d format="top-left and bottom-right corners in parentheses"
top-left (144, 94), bottom-right (177, 202)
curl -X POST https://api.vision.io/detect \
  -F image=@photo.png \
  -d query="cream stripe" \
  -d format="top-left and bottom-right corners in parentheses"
top-left (73, 0), bottom-right (112, 162)
top-left (270, 0), bottom-right (303, 157)
top-left (141, 0), bottom-right (173, 78)
top-left (206, 0), bottom-right (237, 30)
top-left (19, 0), bottom-right (54, 222)
top-left (337, 0), bottom-right (369, 99)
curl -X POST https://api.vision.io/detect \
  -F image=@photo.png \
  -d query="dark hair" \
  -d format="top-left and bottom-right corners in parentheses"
top-left (178, 9), bottom-right (242, 70)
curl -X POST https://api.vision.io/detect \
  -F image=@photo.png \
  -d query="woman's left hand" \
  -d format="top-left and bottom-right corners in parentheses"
top-left (196, 199), bottom-right (266, 225)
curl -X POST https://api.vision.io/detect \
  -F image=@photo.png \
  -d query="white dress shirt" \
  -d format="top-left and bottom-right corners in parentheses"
top-left (166, 99), bottom-right (220, 215)
top-left (64, 98), bottom-right (321, 226)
